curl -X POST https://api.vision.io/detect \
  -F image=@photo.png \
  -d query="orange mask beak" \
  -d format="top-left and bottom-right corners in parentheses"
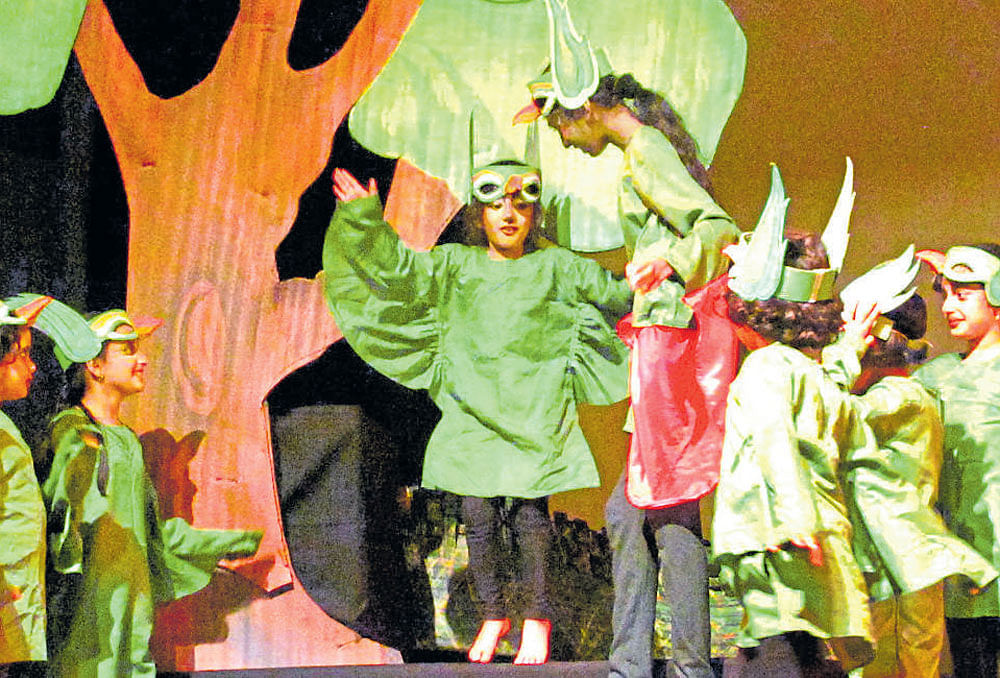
top-left (12, 296), bottom-right (52, 327)
top-left (915, 249), bottom-right (946, 274)
top-left (512, 102), bottom-right (542, 125)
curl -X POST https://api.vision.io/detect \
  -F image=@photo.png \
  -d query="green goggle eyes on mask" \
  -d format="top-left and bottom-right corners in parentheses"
top-left (471, 168), bottom-right (542, 204)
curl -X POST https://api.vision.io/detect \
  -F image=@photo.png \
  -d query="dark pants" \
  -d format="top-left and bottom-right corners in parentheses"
top-left (606, 471), bottom-right (712, 678)
top-left (946, 616), bottom-right (999, 678)
top-left (462, 495), bottom-right (552, 620)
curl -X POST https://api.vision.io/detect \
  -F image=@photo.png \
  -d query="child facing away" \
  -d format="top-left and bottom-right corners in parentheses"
top-left (322, 159), bottom-right (632, 664)
top-left (825, 247), bottom-right (997, 677)
top-left (712, 161), bottom-right (876, 676)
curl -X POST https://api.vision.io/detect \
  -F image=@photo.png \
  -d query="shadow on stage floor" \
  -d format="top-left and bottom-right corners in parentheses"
top-left (162, 655), bottom-right (727, 677)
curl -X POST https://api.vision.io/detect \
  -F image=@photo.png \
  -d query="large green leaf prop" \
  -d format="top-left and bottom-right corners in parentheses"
top-left (0, 0), bottom-right (88, 114)
top-left (349, 0), bottom-right (745, 251)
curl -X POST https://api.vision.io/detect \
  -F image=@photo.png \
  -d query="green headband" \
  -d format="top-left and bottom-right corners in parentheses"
top-left (943, 246), bottom-right (1000, 306)
top-left (727, 158), bottom-right (855, 303)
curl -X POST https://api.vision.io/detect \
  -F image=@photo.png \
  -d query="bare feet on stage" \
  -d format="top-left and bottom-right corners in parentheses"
top-left (468, 618), bottom-right (511, 663)
top-left (513, 618), bottom-right (551, 665)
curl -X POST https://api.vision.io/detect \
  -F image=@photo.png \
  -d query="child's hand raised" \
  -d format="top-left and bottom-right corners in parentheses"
top-left (840, 298), bottom-right (879, 350)
top-left (332, 168), bottom-right (378, 203)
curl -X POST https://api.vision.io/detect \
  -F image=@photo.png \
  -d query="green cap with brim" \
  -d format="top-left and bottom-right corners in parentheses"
top-left (4, 293), bottom-right (101, 369)
top-left (942, 246), bottom-right (1000, 307)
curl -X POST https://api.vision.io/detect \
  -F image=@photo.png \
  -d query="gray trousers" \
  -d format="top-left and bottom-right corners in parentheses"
top-left (606, 471), bottom-right (713, 678)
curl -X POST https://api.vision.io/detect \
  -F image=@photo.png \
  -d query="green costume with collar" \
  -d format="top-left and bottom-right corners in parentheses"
top-left (711, 343), bottom-right (873, 664)
top-left (619, 125), bottom-right (738, 329)
top-left (0, 411), bottom-right (46, 663)
top-left (323, 195), bottom-right (632, 498)
top-left (43, 407), bottom-right (262, 677)
top-left (912, 345), bottom-right (1000, 617)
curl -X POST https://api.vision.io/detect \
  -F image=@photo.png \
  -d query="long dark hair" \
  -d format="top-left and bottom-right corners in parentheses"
top-left (550, 73), bottom-right (713, 196)
top-left (726, 231), bottom-right (844, 350)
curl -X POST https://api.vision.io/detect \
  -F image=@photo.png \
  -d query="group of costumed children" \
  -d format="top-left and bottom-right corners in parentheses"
top-left (325, 7), bottom-right (999, 678)
top-left (4, 8), bottom-right (1000, 678)
top-left (1, 302), bottom-right (261, 677)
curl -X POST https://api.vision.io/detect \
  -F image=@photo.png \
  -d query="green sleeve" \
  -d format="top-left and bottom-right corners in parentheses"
top-left (322, 194), bottom-right (442, 389)
top-left (41, 410), bottom-right (102, 575)
top-left (623, 125), bottom-right (739, 288)
top-left (564, 252), bottom-right (632, 405)
top-left (149, 511), bottom-right (262, 603)
top-left (569, 252), bottom-right (633, 318)
top-left (820, 330), bottom-right (868, 390)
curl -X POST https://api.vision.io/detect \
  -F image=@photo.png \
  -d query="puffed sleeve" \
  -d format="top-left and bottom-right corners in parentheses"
top-left (565, 251), bottom-right (632, 405)
top-left (322, 194), bottom-right (442, 390)
top-left (42, 409), bottom-right (102, 575)
top-left (147, 494), bottom-right (262, 603)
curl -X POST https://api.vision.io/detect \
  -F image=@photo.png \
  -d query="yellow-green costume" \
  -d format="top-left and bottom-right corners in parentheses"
top-left (323, 195), bottom-right (632, 498)
top-left (619, 125), bottom-right (738, 330)
top-left (711, 343), bottom-right (873, 666)
top-left (42, 407), bottom-right (262, 677)
top-left (845, 375), bottom-right (997, 599)
top-left (0, 411), bottom-right (46, 663)
top-left (912, 345), bottom-right (1000, 618)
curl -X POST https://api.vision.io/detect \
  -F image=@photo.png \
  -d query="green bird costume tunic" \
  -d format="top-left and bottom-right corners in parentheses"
top-left (0, 411), bottom-right (46, 663)
top-left (913, 345), bottom-right (1000, 618)
top-left (843, 375), bottom-right (997, 601)
top-left (323, 195), bottom-right (632, 498)
top-left (42, 407), bottom-right (262, 678)
top-left (711, 343), bottom-right (873, 665)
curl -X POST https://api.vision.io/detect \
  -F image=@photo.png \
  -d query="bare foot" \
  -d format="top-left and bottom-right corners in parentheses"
top-left (513, 618), bottom-right (551, 665)
top-left (468, 618), bottom-right (511, 663)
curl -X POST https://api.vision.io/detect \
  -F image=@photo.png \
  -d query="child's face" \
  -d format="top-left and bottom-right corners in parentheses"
top-left (92, 330), bottom-right (149, 397)
top-left (546, 107), bottom-right (609, 157)
top-left (940, 279), bottom-right (1000, 342)
top-left (0, 327), bottom-right (36, 402)
top-left (482, 196), bottom-right (533, 260)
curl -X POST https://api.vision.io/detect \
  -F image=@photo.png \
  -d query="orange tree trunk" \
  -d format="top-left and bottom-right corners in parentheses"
top-left (72, 0), bottom-right (437, 668)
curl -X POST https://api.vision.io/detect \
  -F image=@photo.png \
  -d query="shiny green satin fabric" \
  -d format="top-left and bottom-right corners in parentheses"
top-left (913, 347), bottom-right (1000, 617)
top-left (0, 412), bottom-right (46, 662)
top-left (711, 344), bottom-right (873, 657)
top-left (42, 408), bottom-right (262, 677)
top-left (845, 377), bottom-right (997, 601)
top-left (323, 195), bottom-right (631, 498)
top-left (619, 125), bottom-right (739, 328)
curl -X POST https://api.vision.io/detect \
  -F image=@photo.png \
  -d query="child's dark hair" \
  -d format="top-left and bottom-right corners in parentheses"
top-left (0, 324), bottom-right (21, 363)
top-left (861, 294), bottom-right (929, 368)
top-left (549, 73), bottom-right (712, 196)
top-left (726, 231), bottom-right (844, 349)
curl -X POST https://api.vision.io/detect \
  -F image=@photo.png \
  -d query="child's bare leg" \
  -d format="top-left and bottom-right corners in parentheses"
top-left (514, 618), bottom-right (552, 664)
top-left (468, 618), bottom-right (511, 663)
